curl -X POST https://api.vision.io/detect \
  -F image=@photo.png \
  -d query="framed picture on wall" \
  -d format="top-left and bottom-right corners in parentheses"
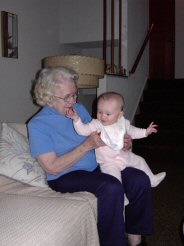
top-left (1, 11), bottom-right (18, 58)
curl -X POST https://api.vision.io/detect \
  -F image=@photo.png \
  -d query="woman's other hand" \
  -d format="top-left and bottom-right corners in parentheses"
top-left (123, 134), bottom-right (132, 150)
top-left (84, 132), bottom-right (106, 150)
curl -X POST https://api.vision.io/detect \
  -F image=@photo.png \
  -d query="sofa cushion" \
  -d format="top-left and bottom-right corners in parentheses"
top-left (8, 123), bottom-right (28, 137)
top-left (0, 123), bottom-right (48, 187)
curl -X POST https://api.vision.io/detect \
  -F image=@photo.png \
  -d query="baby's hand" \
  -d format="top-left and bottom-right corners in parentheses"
top-left (65, 108), bottom-right (79, 121)
top-left (146, 122), bottom-right (158, 136)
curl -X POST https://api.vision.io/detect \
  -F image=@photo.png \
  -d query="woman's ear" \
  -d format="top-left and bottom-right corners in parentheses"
top-left (47, 101), bottom-right (53, 107)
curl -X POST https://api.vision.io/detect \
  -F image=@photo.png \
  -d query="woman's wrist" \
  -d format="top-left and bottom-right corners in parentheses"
top-left (81, 137), bottom-right (95, 152)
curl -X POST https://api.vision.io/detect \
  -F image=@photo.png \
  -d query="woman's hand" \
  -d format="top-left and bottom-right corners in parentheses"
top-left (84, 132), bottom-right (106, 150)
top-left (123, 134), bottom-right (132, 150)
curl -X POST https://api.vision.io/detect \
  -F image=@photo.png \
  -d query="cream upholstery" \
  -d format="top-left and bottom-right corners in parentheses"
top-left (0, 122), bottom-right (99, 246)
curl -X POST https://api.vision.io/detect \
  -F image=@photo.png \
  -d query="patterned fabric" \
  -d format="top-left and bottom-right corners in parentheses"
top-left (0, 123), bottom-right (48, 187)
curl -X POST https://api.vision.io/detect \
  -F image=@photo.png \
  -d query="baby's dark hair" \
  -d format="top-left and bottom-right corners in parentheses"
top-left (97, 91), bottom-right (124, 111)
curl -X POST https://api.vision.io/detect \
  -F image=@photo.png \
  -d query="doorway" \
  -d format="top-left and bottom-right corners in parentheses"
top-left (149, 0), bottom-right (175, 79)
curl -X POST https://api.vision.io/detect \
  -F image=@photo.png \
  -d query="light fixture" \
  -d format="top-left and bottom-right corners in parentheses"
top-left (43, 55), bottom-right (104, 88)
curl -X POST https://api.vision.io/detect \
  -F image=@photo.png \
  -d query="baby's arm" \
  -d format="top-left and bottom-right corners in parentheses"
top-left (125, 119), bottom-right (157, 139)
top-left (146, 122), bottom-right (158, 136)
top-left (66, 108), bottom-right (99, 136)
top-left (74, 118), bottom-right (100, 136)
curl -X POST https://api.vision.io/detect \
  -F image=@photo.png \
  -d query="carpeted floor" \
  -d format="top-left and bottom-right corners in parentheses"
top-left (133, 79), bottom-right (184, 246)
top-left (146, 160), bottom-right (184, 246)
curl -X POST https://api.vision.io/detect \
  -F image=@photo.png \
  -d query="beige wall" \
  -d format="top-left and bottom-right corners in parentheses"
top-left (0, 0), bottom-right (60, 122)
top-left (0, 0), bottom-right (183, 122)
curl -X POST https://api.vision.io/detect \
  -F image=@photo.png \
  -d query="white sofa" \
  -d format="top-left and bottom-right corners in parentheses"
top-left (0, 122), bottom-right (99, 246)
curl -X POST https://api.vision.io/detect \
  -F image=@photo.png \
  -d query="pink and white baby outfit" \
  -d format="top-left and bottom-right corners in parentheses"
top-left (73, 116), bottom-right (166, 189)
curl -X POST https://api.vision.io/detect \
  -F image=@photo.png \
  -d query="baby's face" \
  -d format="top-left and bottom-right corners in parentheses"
top-left (97, 99), bottom-right (123, 126)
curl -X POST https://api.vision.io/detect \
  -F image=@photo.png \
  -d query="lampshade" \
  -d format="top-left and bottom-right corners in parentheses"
top-left (43, 55), bottom-right (104, 88)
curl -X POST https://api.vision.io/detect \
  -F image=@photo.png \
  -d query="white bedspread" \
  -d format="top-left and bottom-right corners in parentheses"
top-left (0, 176), bottom-right (100, 246)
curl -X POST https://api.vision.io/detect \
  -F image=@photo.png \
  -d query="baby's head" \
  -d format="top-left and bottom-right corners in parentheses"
top-left (97, 92), bottom-right (124, 126)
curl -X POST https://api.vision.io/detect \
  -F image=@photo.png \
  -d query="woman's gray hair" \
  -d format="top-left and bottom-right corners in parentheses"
top-left (33, 66), bottom-right (79, 106)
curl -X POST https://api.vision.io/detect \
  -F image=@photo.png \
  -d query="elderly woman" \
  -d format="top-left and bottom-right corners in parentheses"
top-left (28, 66), bottom-right (154, 246)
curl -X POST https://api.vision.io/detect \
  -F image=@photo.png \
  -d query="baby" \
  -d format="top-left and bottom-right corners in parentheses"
top-left (66, 91), bottom-right (166, 187)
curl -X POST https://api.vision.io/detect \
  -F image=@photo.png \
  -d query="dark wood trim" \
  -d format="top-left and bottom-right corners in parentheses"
top-left (111, 0), bottom-right (114, 73)
top-left (129, 23), bottom-right (154, 74)
top-left (119, 0), bottom-right (122, 71)
top-left (103, 0), bottom-right (107, 72)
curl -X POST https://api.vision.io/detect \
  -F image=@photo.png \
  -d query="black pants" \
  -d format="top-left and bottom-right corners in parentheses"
top-left (48, 167), bottom-right (154, 246)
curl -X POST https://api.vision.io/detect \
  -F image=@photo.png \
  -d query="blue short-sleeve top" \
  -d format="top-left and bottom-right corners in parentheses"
top-left (28, 103), bottom-right (98, 181)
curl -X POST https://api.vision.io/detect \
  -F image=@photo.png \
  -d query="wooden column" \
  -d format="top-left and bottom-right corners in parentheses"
top-left (111, 0), bottom-right (114, 73)
top-left (103, 0), bottom-right (107, 72)
top-left (119, 0), bottom-right (122, 74)
top-left (103, 0), bottom-right (124, 75)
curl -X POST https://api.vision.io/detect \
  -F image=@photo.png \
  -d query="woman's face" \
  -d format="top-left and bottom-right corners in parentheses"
top-left (49, 80), bottom-right (77, 115)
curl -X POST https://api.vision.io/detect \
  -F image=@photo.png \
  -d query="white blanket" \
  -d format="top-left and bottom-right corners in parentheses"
top-left (0, 176), bottom-right (99, 246)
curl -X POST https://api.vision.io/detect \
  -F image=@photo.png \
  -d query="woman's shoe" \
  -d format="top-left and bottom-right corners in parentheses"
top-left (128, 241), bottom-right (147, 246)
top-left (127, 236), bottom-right (147, 246)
